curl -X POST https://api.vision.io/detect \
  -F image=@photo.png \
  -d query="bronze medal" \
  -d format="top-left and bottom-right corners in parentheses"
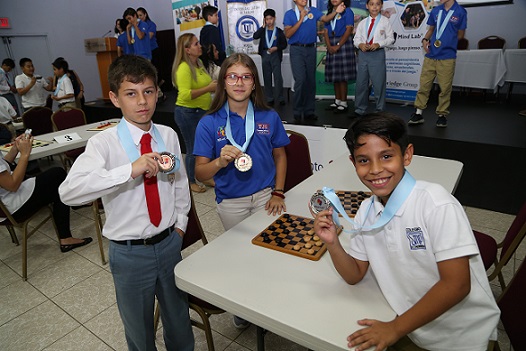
top-left (434, 39), bottom-right (441, 48)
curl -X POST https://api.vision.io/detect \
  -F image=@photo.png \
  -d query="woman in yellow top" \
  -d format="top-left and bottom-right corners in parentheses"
top-left (172, 33), bottom-right (217, 193)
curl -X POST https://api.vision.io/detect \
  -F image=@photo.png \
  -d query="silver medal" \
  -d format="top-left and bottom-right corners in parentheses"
top-left (309, 191), bottom-right (332, 214)
top-left (157, 152), bottom-right (176, 173)
top-left (234, 153), bottom-right (253, 172)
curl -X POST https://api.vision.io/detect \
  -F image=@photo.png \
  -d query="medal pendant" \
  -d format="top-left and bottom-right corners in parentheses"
top-left (131, 39), bottom-right (135, 44)
top-left (309, 191), bottom-right (331, 214)
top-left (434, 39), bottom-right (441, 48)
top-left (234, 153), bottom-right (252, 172)
top-left (157, 152), bottom-right (176, 173)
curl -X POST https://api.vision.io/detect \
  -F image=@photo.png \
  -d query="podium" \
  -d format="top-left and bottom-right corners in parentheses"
top-left (84, 37), bottom-right (117, 99)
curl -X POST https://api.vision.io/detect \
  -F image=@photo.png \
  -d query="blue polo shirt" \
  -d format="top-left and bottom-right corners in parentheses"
top-left (117, 32), bottom-right (134, 55)
top-left (133, 20), bottom-right (152, 60)
top-left (324, 8), bottom-right (354, 37)
top-left (284, 7), bottom-right (323, 45)
top-left (426, 1), bottom-right (467, 60)
top-left (194, 107), bottom-right (290, 204)
top-left (145, 20), bottom-right (158, 51)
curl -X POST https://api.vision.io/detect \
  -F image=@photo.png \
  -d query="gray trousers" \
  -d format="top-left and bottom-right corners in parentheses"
top-left (355, 49), bottom-right (387, 114)
top-left (261, 52), bottom-right (284, 103)
top-left (290, 45), bottom-right (316, 117)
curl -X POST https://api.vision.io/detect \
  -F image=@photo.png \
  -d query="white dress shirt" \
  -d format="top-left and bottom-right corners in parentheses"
top-left (353, 15), bottom-right (395, 49)
top-left (15, 73), bottom-right (49, 108)
top-left (0, 96), bottom-right (16, 124)
top-left (0, 158), bottom-right (36, 218)
top-left (55, 75), bottom-right (75, 104)
top-left (0, 68), bottom-right (11, 95)
top-left (59, 119), bottom-right (191, 240)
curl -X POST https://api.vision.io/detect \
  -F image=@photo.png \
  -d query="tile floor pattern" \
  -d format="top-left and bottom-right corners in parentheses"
top-left (0, 184), bottom-right (523, 350)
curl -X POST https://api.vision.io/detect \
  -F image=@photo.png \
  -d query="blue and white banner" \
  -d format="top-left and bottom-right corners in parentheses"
top-left (226, 0), bottom-right (266, 54)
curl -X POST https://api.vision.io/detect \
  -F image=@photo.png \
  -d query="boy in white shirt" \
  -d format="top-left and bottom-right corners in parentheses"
top-left (15, 58), bottom-right (52, 110)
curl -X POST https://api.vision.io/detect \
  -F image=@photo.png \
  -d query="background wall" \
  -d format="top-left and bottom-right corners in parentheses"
top-left (1, 0), bottom-right (524, 101)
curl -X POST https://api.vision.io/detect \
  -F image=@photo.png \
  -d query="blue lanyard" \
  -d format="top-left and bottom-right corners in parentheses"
top-left (54, 75), bottom-right (67, 96)
top-left (116, 118), bottom-right (179, 174)
top-left (295, 5), bottom-right (309, 23)
top-left (330, 13), bottom-right (341, 34)
top-left (365, 14), bottom-right (381, 44)
top-left (265, 27), bottom-right (277, 49)
top-left (224, 101), bottom-right (255, 153)
top-left (323, 171), bottom-right (416, 234)
top-left (436, 9), bottom-right (454, 41)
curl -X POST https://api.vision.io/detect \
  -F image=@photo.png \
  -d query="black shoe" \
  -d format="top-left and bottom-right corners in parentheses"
top-left (436, 115), bottom-right (448, 127)
top-left (408, 113), bottom-right (424, 125)
top-left (279, 100), bottom-right (286, 106)
top-left (60, 237), bottom-right (93, 253)
top-left (334, 105), bottom-right (348, 114)
top-left (304, 114), bottom-right (318, 121)
top-left (325, 103), bottom-right (338, 111)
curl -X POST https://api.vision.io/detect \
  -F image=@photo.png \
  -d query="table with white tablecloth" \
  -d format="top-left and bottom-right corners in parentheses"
top-left (503, 49), bottom-right (526, 84)
top-left (453, 49), bottom-right (507, 90)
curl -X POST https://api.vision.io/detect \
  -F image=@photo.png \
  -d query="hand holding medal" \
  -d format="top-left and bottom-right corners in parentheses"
top-left (217, 145), bottom-right (242, 168)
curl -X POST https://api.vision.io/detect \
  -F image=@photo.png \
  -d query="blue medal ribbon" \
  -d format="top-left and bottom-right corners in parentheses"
top-left (365, 14), bottom-right (381, 44)
top-left (323, 171), bottom-right (416, 234)
top-left (117, 118), bottom-right (180, 174)
top-left (330, 13), bottom-right (341, 35)
top-left (265, 27), bottom-right (277, 51)
top-left (54, 75), bottom-right (67, 96)
top-left (224, 101), bottom-right (255, 153)
top-left (295, 5), bottom-right (309, 23)
top-left (435, 9), bottom-right (454, 42)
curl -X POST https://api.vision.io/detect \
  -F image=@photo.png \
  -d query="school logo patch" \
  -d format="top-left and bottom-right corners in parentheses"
top-left (405, 227), bottom-right (426, 250)
top-left (216, 126), bottom-right (226, 141)
top-left (256, 123), bottom-right (270, 134)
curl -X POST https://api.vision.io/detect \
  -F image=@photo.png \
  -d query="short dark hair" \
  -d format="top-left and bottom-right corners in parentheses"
top-left (202, 6), bottom-right (218, 21)
top-left (19, 57), bottom-right (32, 67)
top-left (123, 7), bottom-right (136, 18)
top-left (2, 58), bottom-right (15, 68)
top-left (108, 55), bottom-right (158, 94)
top-left (52, 58), bottom-right (69, 71)
top-left (344, 113), bottom-right (409, 158)
top-left (263, 9), bottom-right (276, 18)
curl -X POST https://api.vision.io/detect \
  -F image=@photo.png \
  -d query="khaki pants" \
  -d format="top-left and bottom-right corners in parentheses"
top-left (414, 57), bottom-right (456, 116)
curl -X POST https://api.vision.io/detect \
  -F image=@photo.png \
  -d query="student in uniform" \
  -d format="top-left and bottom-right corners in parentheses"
top-left (124, 7), bottom-right (151, 60)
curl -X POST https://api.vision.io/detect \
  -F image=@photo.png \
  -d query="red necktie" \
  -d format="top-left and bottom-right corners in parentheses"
top-left (367, 18), bottom-right (375, 45)
top-left (140, 133), bottom-right (162, 227)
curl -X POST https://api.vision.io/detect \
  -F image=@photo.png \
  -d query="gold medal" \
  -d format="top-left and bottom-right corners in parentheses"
top-left (131, 39), bottom-right (135, 44)
top-left (234, 153), bottom-right (252, 172)
top-left (434, 39), bottom-right (441, 48)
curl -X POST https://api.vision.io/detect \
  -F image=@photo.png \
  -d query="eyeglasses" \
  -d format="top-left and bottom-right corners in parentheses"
top-left (224, 73), bottom-right (254, 86)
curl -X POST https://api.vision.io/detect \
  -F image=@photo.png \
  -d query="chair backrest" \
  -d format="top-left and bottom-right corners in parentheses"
top-left (22, 106), bottom-right (54, 136)
top-left (181, 192), bottom-right (208, 250)
top-left (457, 37), bottom-right (469, 50)
top-left (519, 36), bottom-right (526, 49)
top-left (497, 255), bottom-right (526, 350)
top-left (477, 35), bottom-right (506, 49)
top-left (499, 201), bottom-right (526, 265)
top-left (284, 130), bottom-right (313, 193)
top-left (51, 107), bottom-right (87, 131)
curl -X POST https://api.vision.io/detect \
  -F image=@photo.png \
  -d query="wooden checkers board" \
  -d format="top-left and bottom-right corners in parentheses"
top-left (252, 213), bottom-right (341, 261)
top-left (324, 190), bottom-right (372, 218)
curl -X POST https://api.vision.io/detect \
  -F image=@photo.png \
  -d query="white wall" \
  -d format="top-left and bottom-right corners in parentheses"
top-left (1, 0), bottom-right (524, 101)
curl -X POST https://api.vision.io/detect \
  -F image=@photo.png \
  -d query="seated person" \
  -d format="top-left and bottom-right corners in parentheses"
top-left (0, 96), bottom-right (17, 144)
top-left (0, 133), bottom-right (91, 252)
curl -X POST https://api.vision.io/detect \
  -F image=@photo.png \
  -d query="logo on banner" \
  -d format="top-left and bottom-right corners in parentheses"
top-left (235, 15), bottom-right (259, 42)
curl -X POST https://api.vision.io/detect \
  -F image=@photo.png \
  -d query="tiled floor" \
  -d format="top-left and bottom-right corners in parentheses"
top-left (0, 171), bottom-right (522, 350)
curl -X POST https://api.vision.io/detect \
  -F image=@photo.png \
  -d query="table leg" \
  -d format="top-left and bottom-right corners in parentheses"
top-left (256, 326), bottom-right (267, 351)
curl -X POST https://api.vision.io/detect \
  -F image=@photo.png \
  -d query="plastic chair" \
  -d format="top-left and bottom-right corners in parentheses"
top-left (473, 201), bottom-right (526, 290)
top-left (457, 37), bottom-right (469, 50)
top-left (0, 200), bottom-right (58, 280)
top-left (518, 36), bottom-right (526, 49)
top-left (21, 106), bottom-right (54, 136)
top-left (51, 107), bottom-right (87, 169)
top-left (283, 130), bottom-right (313, 193)
top-left (477, 36), bottom-right (506, 49)
top-left (153, 191), bottom-right (225, 351)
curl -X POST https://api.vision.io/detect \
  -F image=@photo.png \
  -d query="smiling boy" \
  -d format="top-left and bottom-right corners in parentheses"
top-left (314, 113), bottom-right (499, 350)
top-left (59, 55), bottom-right (194, 351)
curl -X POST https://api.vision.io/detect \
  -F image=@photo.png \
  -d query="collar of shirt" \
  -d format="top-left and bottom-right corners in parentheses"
top-left (123, 119), bottom-right (157, 150)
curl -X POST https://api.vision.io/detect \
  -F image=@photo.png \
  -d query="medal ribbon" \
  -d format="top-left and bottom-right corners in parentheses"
top-left (54, 75), bottom-right (67, 96)
top-left (131, 19), bottom-right (140, 41)
top-left (322, 171), bottom-right (416, 234)
top-left (295, 5), bottom-right (309, 23)
top-left (224, 101), bottom-right (255, 153)
top-left (265, 27), bottom-right (277, 50)
top-left (330, 13), bottom-right (341, 34)
top-left (117, 118), bottom-right (180, 174)
top-left (365, 14), bottom-right (381, 45)
top-left (435, 9), bottom-right (454, 42)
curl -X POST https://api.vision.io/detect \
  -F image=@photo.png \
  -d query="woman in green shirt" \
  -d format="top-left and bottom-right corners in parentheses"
top-left (172, 33), bottom-right (217, 193)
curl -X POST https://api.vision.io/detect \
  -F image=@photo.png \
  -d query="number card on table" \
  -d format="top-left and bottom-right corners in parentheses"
top-left (54, 132), bottom-right (82, 144)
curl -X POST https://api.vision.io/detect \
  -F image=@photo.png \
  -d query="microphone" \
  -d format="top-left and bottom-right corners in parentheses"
top-left (101, 30), bottom-right (112, 37)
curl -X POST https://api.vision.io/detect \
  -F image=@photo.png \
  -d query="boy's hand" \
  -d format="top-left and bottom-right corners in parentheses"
top-left (216, 145), bottom-right (241, 168)
top-left (347, 319), bottom-right (400, 351)
top-left (312, 208), bottom-right (338, 245)
top-left (359, 43), bottom-right (368, 52)
top-left (131, 152), bottom-right (161, 179)
top-left (369, 43), bottom-right (380, 51)
top-left (299, 8), bottom-right (308, 21)
top-left (265, 195), bottom-right (286, 216)
top-left (336, 2), bottom-right (346, 13)
top-left (15, 135), bottom-right (33, 157)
